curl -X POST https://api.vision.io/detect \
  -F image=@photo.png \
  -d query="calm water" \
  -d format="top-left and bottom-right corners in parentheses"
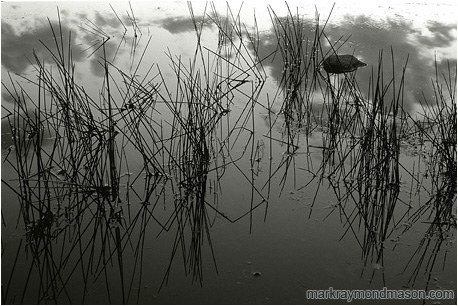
top-left (1, 1), bottom-right (456, 304)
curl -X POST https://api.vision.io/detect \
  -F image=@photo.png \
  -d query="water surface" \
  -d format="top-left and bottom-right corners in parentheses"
top-left (1, 1), bottom-right (456, 304)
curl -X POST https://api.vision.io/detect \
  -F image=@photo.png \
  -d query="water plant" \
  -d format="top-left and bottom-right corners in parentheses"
top-left (1, 3), bottom-right (456, 304)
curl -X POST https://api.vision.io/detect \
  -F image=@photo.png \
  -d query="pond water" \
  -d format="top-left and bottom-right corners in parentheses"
top-left (1, 1), bottom-right (456, 304)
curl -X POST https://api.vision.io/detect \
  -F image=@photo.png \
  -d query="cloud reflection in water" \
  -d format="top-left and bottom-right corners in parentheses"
top-left (1, 20), bottom-right (85, 74)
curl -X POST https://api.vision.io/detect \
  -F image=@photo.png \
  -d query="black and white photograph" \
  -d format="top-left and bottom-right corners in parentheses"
top-left (1, 1), bottom-right (456, 304)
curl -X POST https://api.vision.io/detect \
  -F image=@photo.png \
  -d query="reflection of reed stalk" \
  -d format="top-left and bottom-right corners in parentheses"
top-left (1, 3), bottom-right (456, 304)
top-left (401, 59), bottom-right (456, 290)
top-left (268, 4), bottom-right (326, 148)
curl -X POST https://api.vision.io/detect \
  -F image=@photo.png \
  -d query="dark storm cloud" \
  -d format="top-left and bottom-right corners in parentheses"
top-left (88, 39), bottom-right (118, 77)
top-left (76, 12), bottom-right (89, 20)
top-left (159, 16), bottom-right (196, 33)
top-left (417, 21), bottom-right (456, 47)
top-left (1, 20), bottom-right (85, 74)
top-left (94, 11), bottom-right (122, 29)
top-left (155, 16), bottom-right (213, 34)
top-left (1, 90), bottom-right (15, 104)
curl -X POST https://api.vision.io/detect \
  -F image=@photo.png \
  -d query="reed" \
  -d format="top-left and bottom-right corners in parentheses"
top-left (1, 3), bottom-right (455, 304)
top-left (400, 58), bottom-right (456, 290)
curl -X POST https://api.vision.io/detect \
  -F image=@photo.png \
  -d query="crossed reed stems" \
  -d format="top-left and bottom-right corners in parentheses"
top-left (1, 3), bottom-right (455, 303)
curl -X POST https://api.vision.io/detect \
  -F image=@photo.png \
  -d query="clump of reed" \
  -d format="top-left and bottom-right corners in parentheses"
top-left (157, 2), bottom-right (270, 284)
top-left (267, 4), bottom-right (326, 152)
top-left (0, 16), bottom-right (142, 302)
top-left (401, 59), bottom-right (456, 290)
top-left (2, 3), bottom-right (456, 303)
top-left (352, 50), bottom-right (408, 268)
top-left (310, 49), bottom-right (409, 268)
top-left (2, 3), bottom-right (272, 303)
top-left (302, 44), bottom-right (455, 288)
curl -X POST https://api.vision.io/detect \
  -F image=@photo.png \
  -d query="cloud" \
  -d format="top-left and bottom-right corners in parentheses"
top-left (417, 21), bottom-right (456, 48)
top-left (155, 16), bottom-right (213, 34)
top-left (247, 13), bottom-right (456, 111)
top-left (1, 20), bottom-right (85, 74)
